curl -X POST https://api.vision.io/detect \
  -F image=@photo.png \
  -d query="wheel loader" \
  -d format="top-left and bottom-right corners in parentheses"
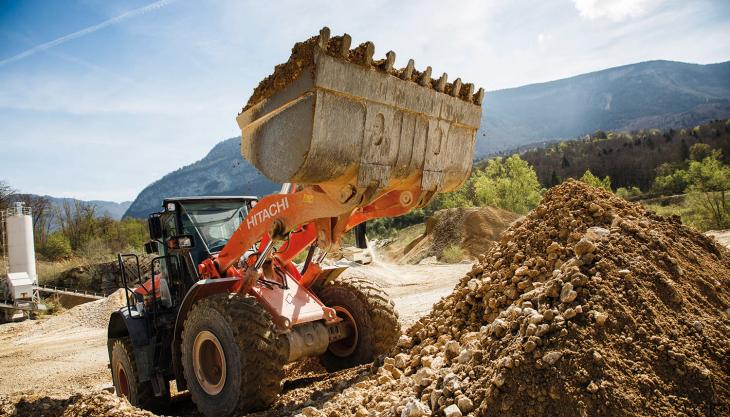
top-left (107, 27), bottom-right (483, 416)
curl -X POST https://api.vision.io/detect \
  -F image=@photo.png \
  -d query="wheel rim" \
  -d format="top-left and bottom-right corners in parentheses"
top-left (192, 330), bottom-right (227, 396)
top-left (116, 363), bottom-right (130, 399)
top-left (328, 306), bottom-right (359, 357)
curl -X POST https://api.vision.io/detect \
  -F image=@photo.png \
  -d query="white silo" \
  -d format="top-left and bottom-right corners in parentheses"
top-left (6, 202), bottom-right (37, 283)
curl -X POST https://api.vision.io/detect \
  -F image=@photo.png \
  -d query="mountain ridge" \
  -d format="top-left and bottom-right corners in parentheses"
top-left (478, 59), bottom-right (730, 154)
top-left (123, 138), bottom-right (277, 218)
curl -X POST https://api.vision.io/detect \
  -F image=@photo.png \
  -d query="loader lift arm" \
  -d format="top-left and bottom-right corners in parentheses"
top-left (198, 182), bottom-right (422, 281)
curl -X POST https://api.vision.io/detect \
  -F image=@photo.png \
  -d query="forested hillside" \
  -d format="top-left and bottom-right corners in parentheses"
top-left (521, 119), bottom-right (730, 191)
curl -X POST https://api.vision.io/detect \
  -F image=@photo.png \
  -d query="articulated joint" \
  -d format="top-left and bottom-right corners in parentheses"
top-left (280, 320), bottom-right (352, 362)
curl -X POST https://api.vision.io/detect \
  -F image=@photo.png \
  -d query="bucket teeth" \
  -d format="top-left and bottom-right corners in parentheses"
top-left (419, 66), bottom-right (432, 87)
top-left (363, 41), bottom-right (375, 66)
top-left (436, 73), bottom-right (448, 92)
top-left (464, 83), bottom-right (474, 101)
top-left (402, 59), bottom-right (415, 80)
top-left (244, 27), bottom-right (484, 113)
top-left (311, 28), bottom-right (482, 106)
top-left (451, 78), bottom-right (462, 97)
top-left (475, 88), bottom-right (485, 105)
top-left (383, 51), bottom-right (396, 73)
top-left (318, 27), bottom-right (330, 50)
top-left (340, 34), bottom-right (352, 58)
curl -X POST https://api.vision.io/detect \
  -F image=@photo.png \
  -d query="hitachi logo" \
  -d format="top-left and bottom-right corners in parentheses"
top-left (246, 197), bottom-right (289, 229)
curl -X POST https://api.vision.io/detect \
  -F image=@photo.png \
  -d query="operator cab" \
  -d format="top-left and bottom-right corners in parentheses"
top-left (132, 196), bottom-right (258, 306)
top-left (153, 196), bottom-right (257, 266)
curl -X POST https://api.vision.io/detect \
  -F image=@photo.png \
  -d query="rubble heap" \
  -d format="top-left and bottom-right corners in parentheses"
top-left (308, 179), bottom-right (730, 417)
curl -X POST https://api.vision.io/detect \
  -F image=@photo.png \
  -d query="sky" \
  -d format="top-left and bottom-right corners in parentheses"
top-left (0, 0), bottom-right (729, 202)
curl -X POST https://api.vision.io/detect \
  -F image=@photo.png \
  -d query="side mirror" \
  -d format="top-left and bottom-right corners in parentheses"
top-left (144, 241), bottom-right (159, 255)
top-left (166, 234), bottom-right (195, 250)
top-left (148, 213), bottom-right (163, 240)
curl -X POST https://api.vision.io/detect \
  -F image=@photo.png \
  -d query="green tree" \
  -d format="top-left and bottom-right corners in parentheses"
top-left (684, 152), bottom-right (730, 229)
top-left (689, 143), bottom-right (714, 161)
top-left (472, 155), bottom-right (542, 214)
top-left (58, 200), bottom-right (97, 250)
top-left (549, 170), bottom-right (561, 187)
top-left (38, 233), bottom-right (73, 261)
top-left (680, 139), bottom-right (690, 160)
top-left (437, 181), bottom-right (474, 209)
top-left (616, 186), bottom-right (642, 199)
top-left (652, 169), bottom-right (688, 195)
top-left (579, 170), bottom-right (612, 191)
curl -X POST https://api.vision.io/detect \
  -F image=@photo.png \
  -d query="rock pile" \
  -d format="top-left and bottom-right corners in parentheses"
top-left (304, 180), bottom-right (730, 416)
top-left (0, 391), bottom-right (153, 417)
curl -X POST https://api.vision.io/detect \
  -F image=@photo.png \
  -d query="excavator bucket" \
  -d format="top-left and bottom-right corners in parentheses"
top-left (237, 28), bottom-right (483, 201)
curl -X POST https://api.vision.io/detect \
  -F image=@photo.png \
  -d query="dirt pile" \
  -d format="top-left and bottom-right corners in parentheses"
top-left (37, 289), bottom-right (126, 330)
top-left (397, 207), bottom-right (520, 264)
top-left (300, 180), bottom-right (730, 416)
top-left (243, 28), bottom-right (481, 112)
top-left (0, 391), bottom-right (154, 417)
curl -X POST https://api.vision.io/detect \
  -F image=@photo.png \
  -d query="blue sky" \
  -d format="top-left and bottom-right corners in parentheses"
top-left (1, 0), bottom-right (729, 202)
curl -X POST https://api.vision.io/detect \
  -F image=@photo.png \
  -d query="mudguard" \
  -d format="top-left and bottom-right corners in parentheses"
top-left (107, 307), bottom-right (154, 382)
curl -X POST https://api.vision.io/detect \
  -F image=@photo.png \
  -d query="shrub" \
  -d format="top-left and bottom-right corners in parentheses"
top-left (616, 186), bottom-right (642, 199)
top-left (441, 244), bottom-right (464, 263)
top-left (579, 170), bottom-right (612, 191)
top-left (38, 233), bottom-right (72, 261)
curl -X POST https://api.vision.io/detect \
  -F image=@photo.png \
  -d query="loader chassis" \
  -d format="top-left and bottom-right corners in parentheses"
top-left (108, 196), bottom-right (397, 415)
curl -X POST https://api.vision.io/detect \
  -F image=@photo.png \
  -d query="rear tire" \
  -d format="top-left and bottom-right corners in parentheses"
top-left (181, 293), bottom-right (285, 417)
top-left (109, 338), bottom-right (168, 410)
top-left (316, 273), bottom-right (401, 371)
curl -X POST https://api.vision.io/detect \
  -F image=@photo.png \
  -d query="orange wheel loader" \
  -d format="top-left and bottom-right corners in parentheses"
top-left (107, 27), bottom-right (483, 417)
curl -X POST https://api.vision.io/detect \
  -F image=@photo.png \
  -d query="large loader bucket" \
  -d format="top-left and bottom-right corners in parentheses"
top-left (237, 28), bottom-right (483, 200)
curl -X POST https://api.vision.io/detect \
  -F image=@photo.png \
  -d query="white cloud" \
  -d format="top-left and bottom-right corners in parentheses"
top-left (0, 0), bottom-right (175, 67)
top-left (572, 0), bottom-right (662, 22)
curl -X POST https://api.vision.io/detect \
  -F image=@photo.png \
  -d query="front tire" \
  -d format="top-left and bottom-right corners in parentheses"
top-left (181, 293), bottom-right (285, 417)
top-left (109, 338), bottom-right (167, 410)
top-left (316, 273), bottom-right (401, 371)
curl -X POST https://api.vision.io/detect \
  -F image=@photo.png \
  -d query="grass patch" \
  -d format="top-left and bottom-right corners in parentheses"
top-left (36, 257), bottom-right (88, 285)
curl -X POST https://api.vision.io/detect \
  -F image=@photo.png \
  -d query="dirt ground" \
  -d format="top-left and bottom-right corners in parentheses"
top-left (0, 291), bottom-right (128, 398)
top-left (0, 253), bottom-right (470, 404)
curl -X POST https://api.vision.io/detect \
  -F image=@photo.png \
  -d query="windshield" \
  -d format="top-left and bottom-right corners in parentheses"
top-left (180, 201), bottom-right (250, 253)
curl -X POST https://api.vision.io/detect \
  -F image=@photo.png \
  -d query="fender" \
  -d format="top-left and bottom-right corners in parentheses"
top-left (310, 265), bottom-right (349, 290)
top-left (170, 277), bottom-right (242, 390)
top-left (107, 307), bottom-right (154, 382)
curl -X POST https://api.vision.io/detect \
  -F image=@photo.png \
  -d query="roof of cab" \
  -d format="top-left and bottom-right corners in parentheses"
top-left (162, 196), bottom-right (258, 206)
